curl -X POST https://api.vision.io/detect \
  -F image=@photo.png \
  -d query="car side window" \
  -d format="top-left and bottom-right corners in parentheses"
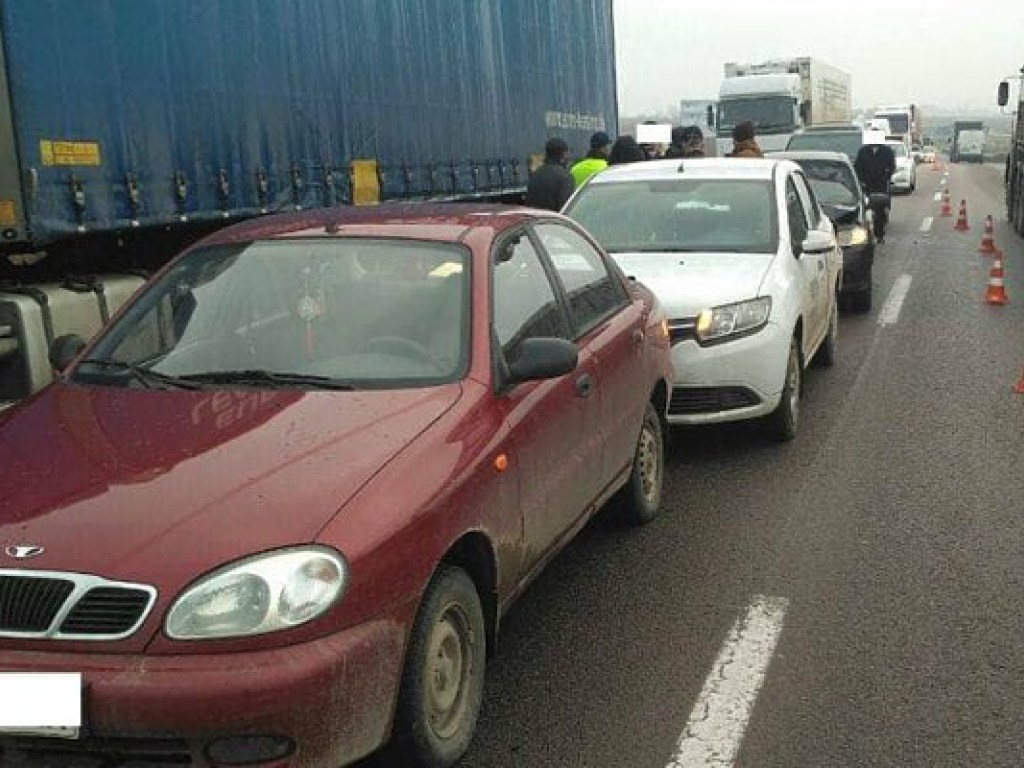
top-left (533, 223), bottom-right (627, 336)
top-left (492, 231), bottom-right (569, 367)
top-left (792, 173), bottom-right (820, 228)
top-left (786, 178), bottom-right (809, 251)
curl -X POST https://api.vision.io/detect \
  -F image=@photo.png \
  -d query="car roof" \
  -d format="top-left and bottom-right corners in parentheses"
top-left (586, 157), bottom-right (788, 184)
top-left (770, 150), bottom-right (855, 167)
top-left (197, 202), bottom-right (554, 247)
top-left (797, 123), bottom-right (861, 133)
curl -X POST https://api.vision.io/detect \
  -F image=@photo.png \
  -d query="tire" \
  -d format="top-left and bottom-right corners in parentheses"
top-left (616, 401), bottom-right (664, 526)
top-left (766, 336), bottom-right (801, 442)
top-left (813, 299), bottom-right (837, 368)
top-left (392, 566), bottom-right (486, 768)
top-left (851, 287), bottom-right (872, 313)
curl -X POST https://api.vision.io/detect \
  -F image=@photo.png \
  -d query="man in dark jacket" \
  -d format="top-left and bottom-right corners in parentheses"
top-left (525, 137), bottom-right (574, 211)
top-left (727, 121), bottom-right (763, 158)
top-left (854, 140), bottom-right (896, 242)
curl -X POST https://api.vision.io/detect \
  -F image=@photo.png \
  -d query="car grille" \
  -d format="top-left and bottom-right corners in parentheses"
top-left (0, 736), bottom-right (192, 767)
top-left (669, 386), bottom-right (761, 415)
top-left (0, 570), bottom-right (156, 641)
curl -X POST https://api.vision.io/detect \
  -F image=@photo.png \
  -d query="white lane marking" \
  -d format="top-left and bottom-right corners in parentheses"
top-left (879, 274), bottom-right (913, 327)
top-left (933, 191), bottom-right (941, 202)
top-left (667, 596), bottom-right (789, 768)
top-left (920, 216), bottom-right (933, 232)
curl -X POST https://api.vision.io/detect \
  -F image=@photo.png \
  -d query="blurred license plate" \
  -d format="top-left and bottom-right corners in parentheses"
top-left (0, 673), bottom-right (81, 739)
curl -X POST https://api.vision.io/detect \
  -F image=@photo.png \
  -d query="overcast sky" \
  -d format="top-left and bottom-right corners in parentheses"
top-left (613, 0), bottom-right (1024, 116)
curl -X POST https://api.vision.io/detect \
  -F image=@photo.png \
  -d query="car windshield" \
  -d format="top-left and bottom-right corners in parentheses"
top-left (876, 114), bottom-right (910, 133)
top-left (887, 142), bottom-right (908, 158)
top-left (566, 179), bottom-right (777, 254)
top-left (718, 97), bottom-right (795, 132)
top-left (73, 238), bottom-right (469, 389)
top-left (786, 131), bottom-right (863, 161)
top-left (795, 160), bottom-right (859, 206)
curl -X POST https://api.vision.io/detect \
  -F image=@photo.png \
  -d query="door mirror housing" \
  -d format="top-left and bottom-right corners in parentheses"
top-left (49, 334), bottom-right (87, 373)
top-left (800, 230), bottom-right (835, 256)
top-left (998, 80), bottom-right (1009, 107)
top-left (507, 338), bottom-right (578, 384)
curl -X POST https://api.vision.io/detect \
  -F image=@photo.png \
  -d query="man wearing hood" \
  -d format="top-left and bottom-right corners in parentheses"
top-left (665, 125), bottom-right (706, 158)
top-left (727, 121), bottom-right (764, 158)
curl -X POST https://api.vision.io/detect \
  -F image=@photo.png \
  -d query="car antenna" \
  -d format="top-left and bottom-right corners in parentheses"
top-left (677, 162), bottom-right (685, 173)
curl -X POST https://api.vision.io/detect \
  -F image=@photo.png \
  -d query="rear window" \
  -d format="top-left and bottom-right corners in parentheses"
top-left (565, 179), bottom-right (777, 254)
top-left (794, 160), bottom-right (859, 206)
top-left (786, 131), bottom-right (863, 161)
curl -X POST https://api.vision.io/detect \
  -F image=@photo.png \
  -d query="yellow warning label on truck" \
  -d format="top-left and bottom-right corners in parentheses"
top-left (40, 140), bottom-right (102, 167)
top-left (0, 201), bottom-right (15, 226)
top-left (350, 159), bottom-right (380, 206)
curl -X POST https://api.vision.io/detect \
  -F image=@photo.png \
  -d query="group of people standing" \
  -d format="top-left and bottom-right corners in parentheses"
top-left (525, 120), bottom-right (764, 211)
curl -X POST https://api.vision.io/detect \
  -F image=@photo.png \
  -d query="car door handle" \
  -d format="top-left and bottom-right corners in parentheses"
top-left (575, 374), bottom-right (592, 397)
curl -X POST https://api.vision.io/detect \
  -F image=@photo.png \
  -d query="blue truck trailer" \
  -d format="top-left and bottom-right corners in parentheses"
top-left (0, 0), bottom-right (618, 404)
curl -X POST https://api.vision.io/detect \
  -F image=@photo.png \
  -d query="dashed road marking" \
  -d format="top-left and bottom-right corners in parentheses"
top-left (933, 192), bottom-right (941, 202)
top-left (666, 596), bottom-right (789, 768)
top-left (920, 216), bottom-right (933, 232)
top-left (879, 274), bottom-right (913, 327)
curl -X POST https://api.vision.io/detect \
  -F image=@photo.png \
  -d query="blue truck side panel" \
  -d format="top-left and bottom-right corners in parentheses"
top-left (0, 0), bottom-right (617, 247)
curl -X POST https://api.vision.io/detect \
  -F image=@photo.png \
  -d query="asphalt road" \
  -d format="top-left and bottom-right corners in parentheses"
top-left (362, 160), bottom-right (1024, 768)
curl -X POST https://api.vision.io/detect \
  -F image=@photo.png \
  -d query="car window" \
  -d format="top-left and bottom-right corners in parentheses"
top-left (786, 178), bottom-right (809, 250)
top-left (533, 223), bottom-right (626, 335)
top-left (785, 131), bottom-right (863, 160)
top-left (795, 160), bottom-right (859, 206)
top-left (565, 179), bottom-right (777, 254)
top-left (492, 232), bottom-right (569, 367)
top-left (792, 173), bottom-right (821, 228)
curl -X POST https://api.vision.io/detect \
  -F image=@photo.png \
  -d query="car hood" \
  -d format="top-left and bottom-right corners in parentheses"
top-left (611, 251), bottom-right (774, 318)
top-left (0, 383), bottom-right (461, 587)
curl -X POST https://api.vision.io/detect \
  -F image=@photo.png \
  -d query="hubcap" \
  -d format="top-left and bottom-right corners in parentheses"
top-left (637, 424), bottom-right (660, 506)
top-left (425, 605), bottom-right (472, 740)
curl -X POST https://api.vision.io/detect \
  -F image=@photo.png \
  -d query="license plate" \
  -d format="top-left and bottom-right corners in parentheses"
top-left (0, 673), bottom-right (81, 739)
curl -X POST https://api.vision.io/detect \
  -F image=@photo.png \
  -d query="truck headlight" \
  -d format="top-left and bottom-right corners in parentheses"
top-left (837, 226), bottom-right (870, 247)
top-left (695, 297), bottom-right (771, 344)
top-left (165, 547), bottom-right (348, 640)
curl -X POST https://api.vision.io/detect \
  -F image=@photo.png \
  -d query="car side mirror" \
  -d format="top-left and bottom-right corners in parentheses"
top-left (800, 230), bottom-right (835, 256)
top-left (49, 333), bottom-right (87, 372)
top-left (508, 338), bottom-right (578, 384)
top-left (998, 80), bottom-right (1009, 107)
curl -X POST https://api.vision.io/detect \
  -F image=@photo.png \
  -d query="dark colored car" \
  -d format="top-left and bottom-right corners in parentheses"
top-left (773, 151), bottom-right (875, 311)
top-left (0, 204), bottom-right (673, 768)
top-left (785, 124), bottom-right (864, 162)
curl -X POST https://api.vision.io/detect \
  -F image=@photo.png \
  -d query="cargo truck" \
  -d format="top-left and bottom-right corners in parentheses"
top-left (0, 0), bottom-right (618, 406)
top-left (872, 104), bottom-right (923, 148)
top-left (998, 70), bottom-right (1024, 235)
top-left (950, 120), bottom-right (986, 163)
top-left (715, 57), bottom-right (851, 155)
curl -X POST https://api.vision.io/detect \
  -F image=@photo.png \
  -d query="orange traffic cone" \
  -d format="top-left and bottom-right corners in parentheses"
top-left (954, 199), bottom-right (970, 231)
top-left (1014, 368), bottom-right (1024, 394)
top-left (940, 189), bottom-right (953, 217)
top-left (978, 215), bottom-right (997, 254)
top-left (984, 250), bottom-right (1008, 305)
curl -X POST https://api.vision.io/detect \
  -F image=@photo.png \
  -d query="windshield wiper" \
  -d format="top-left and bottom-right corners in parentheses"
top-left (178, 369), bottom-right (355, 390)
top-left (76, 359), bottom-right (207, 390)
top-left (608, 246), bottom-right (700, 253)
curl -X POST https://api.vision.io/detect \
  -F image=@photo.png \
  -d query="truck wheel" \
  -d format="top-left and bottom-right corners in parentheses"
top-left (766, 336), bottom-right (801, 442)
top-left (616, 402), bottom-right (665, 526)
top-left (393, 566), bottom-right (486, 768)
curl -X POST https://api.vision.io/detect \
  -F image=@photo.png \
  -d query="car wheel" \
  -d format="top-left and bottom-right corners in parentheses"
top-left (392, 566), bottom-right (486, 768)
top-left (813, 300), bottom-right (837, 368)
top-left (616, 401), bottom-right (664, 526)
top-left (767, 336), bottom-right (801, 442)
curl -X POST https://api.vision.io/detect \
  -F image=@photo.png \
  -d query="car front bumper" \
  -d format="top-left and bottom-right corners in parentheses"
top-left (666, 321), bottom-right (790, 425)
top-left (0, 617), bottom-right (407, 768)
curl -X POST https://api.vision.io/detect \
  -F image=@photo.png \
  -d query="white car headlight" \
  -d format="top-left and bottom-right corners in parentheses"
top-left (837, 226), bottom-right (870, 247)
top-left (695, 297), bottom-right (772, 344)
top-left (165, 547), bottom-right (348, 640)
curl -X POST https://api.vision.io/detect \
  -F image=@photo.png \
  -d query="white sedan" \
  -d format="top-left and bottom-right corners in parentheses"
top-left (887, 140), bottom-right (917, 192)
top-left (564, 158), bottom-right (842, 440)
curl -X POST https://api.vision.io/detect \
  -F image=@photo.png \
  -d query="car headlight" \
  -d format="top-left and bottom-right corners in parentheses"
top-left (695, 297), bottom-right (771, 344)
top-left (837, 226), bottom-right (870, 247)
top-left (165, 546), bottom-right (348, 640)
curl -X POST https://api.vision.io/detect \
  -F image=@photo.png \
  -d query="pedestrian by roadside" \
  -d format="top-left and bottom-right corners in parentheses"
top-left (854, 138), bottom-right (897, 242)
top-left (727, 121), bottom-right (763, 158)
top-left (665, 125), bottom-right (706, 158)
top-left (525, 137), bottom-right (574, 211)
top-left (571, 131), bottom-right (612, 187)
top-left (608, 135), bottom-right (645, 165)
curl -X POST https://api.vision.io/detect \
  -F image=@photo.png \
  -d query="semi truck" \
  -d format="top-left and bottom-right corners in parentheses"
top-left (999, 71), bottom-right (1024, 235)
top-left (950, 120), bottom-right (986, 163)
top-left (0, 0), bottom-right (618, 406)
top-left (715, 57), bottom-right (851, 156)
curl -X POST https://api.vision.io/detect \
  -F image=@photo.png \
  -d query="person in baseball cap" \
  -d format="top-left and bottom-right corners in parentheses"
top-left (571, 130), bottom-right (612, 187)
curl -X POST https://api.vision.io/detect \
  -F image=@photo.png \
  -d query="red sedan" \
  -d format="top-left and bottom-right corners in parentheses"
top-left (0, 204), bottom-right (673, 768)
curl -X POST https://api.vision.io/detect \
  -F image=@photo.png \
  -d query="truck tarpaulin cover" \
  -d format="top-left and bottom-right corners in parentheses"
top-left (0, 0), bottom-right (616, 245)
